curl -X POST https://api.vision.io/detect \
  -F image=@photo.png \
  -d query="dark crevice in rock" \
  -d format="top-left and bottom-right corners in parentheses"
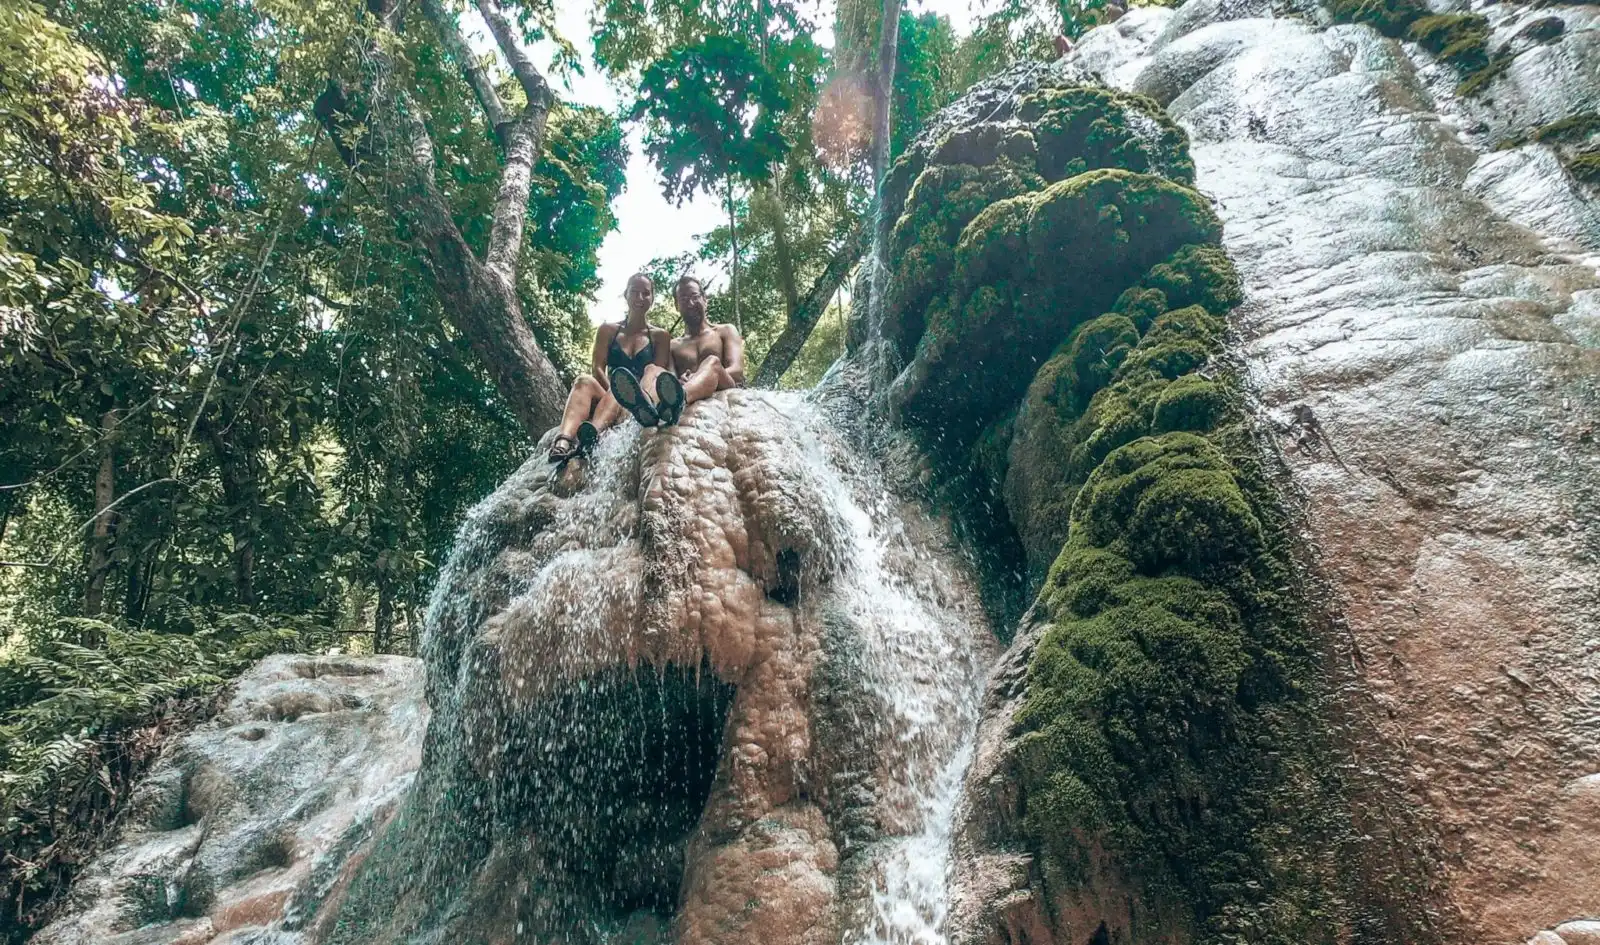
top-left (503, 664), bottom-right (736, 921)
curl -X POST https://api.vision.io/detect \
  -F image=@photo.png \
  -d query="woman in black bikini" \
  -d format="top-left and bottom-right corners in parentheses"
top-left (547, 273), bottom-right (677, 463)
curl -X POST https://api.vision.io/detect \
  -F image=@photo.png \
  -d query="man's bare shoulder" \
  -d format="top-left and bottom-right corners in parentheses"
top-left (713, 322), bottom-right (742, 341)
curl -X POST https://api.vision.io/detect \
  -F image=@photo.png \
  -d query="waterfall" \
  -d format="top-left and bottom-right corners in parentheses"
top-left (307, 387), bottom-right (1000, 945)
top-left (783, 395), bottom-right (995, 945)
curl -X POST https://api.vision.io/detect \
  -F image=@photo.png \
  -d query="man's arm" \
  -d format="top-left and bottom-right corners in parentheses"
top-left (591, 323), bottom-right (617, 387)
top-left (720, 324), bottom-right (746, 385)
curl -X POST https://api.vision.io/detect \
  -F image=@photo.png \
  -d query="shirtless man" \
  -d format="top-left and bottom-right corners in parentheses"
top-left (611, 275), bottom-right (743, 426)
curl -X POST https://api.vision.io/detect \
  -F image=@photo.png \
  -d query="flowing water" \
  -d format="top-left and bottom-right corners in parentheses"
top-left (785, 396), bottom-right (995, 945)
top-left (326, 388), bottom-right (1001, 944)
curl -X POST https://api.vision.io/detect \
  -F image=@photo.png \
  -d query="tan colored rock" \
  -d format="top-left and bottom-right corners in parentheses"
top-left (308, 391), bottom-right (996, 945)
top-left (30, 655), bottom-right (426, 945)
top-left (1555, 920), bottom-right (1600, 945)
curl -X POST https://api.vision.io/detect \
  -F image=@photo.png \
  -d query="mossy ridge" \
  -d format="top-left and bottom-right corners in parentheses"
top-left (1325, 0), bottom-right (1501, 96)
top-left (884, 160), bottom-right (1046, 360)
top-left (1004, 244), bottom-right (1241, 582)
top-left (895, 169), bottom-right (1221, 442)
top-left (997, 239), bottom-right (1358, 939)
top-left (881, 84), bottom-right (1199, 365)
top-left (1014, 85), bottom-right (1197, 185)
top-left (1569, 149), bottom-right (1600, 185)
top-left (1003, 246), bottom-right (1242, 582)
top-left (1492, 113), bottom-right (1600, 185)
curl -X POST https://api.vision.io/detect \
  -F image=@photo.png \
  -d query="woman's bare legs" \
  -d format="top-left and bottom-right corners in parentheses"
top-left (556, 376), bottom-right (624, 442)
top-left (638, 364), bottom-right (669, 403)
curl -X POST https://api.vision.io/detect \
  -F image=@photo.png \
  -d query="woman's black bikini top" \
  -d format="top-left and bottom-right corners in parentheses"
top-left (607, 326), bottom-right (655, 377)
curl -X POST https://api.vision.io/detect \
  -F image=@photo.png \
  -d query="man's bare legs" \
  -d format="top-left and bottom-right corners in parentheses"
top-left (681, 355), bottom-right (739, 404)
top-left (639, 363), bottom-right (670, 400)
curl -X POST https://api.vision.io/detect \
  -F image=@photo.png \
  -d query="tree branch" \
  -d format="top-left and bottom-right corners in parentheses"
top-left (311, 1), bottom-right (569, 433)
top-left (420, 0), bottom-right (511, 142)
top-left (484, 100), bottom-right (550, 277)
top-left (753, 217), bottom-right (869, 387)
top-left (474, 0), bottom-right (553, 109)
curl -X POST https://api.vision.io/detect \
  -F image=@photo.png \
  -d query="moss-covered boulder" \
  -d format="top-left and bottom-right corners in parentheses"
top-left (1016, 86), bottom-right (1196, 185)
top-left (889, 170), bottom-right (1221, 442)
top-left (883, 161), bottom-right (1045, 360)
top-left (877, 78), bottom-right (1201, 369)
top-left (1002, 245), bottom-right (1240, 583)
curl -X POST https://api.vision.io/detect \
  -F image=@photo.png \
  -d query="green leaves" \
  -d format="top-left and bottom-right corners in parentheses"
top-left (631, 33), bottom-right (798, 203)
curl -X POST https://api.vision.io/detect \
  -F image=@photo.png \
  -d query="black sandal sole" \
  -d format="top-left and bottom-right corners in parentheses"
top-left (609, 368), bottom-right (659, 426)
top-left (655, 373), bottom-right (685, 426)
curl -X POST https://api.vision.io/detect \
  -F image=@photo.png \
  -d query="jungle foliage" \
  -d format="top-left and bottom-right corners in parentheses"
top-left (0, 0), bottom-right (1040, 932)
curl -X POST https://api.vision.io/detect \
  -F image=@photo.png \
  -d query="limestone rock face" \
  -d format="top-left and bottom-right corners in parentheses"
top-left (30, 655), bottom-right (427, 945)
top-left (928, 1), bottom-right (1600, 943)
top-left (316, 391), bottom-right (996, 945)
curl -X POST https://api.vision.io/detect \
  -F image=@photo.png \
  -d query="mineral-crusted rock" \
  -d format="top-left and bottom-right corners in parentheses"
top-left (933, 0), bottom-right (1600, 940)
top-left (30, 655), bottom-right (426, 945)
top-left (319, 390), bottom-right (995, 945)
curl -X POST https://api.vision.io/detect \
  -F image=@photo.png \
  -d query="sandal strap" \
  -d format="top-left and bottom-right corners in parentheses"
top-left (548, 433), bottom-right (580, 459)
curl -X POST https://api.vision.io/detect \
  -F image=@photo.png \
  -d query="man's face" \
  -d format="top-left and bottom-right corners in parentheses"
top-left (675, 280), bottom-right (707, 325)
top-left (625, 277), bottom-right (654, 314)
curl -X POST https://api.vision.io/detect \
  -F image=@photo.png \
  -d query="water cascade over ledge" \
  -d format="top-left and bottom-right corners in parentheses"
top-left (314, 390), bottom-right (998, 944)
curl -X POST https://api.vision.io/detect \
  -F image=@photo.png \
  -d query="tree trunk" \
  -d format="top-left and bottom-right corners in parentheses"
top-left (768, 183), bottom-right (801, 318)
top-left (318, 0), bottom-right (570, 437)
top-left (84, 410), bottom-right (117, 617)
top-left (753, 218), bottom-right (869, 387)
top-left (726, 175), bottom-right (742, 331)
top-left (870, 0), bottom-right (903, 188)
top-left (374, 575), bottom-right (395, 655)
top-left (202, 418), bottom-right (258, 608)
top-left (124, 545), bottom-right (154, 625)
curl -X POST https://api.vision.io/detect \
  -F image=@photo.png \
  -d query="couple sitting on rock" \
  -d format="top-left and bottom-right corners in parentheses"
top-left (547, 273), bottom-right (745, 464)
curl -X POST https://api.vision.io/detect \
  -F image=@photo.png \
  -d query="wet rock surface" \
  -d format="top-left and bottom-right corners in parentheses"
top-left (30, 655), bottom-right (426, 945)
top-left (1043, 1), bottom-right (1599, 941)
top-left (316, 391), bottom-right (995, 945)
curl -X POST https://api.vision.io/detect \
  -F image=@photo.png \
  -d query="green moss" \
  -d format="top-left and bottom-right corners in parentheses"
top-left (1529, 112), bottom-right (1600, 146)
top-left (1495, 114), bottom-right (1600, 184)
top-left (1326, 0), bottom-right (1428, 38)
top-left (1136, 244), bottom-right (1242, 315)
top-left (997, 224), bottom-right (1358, 939)
top-left (1456, 51), bottom-right (1512, 97)
top-left (1570, 149), bottom-right (1600, 185)
top-left (1112, 286), bottom-right (1168, 333)
top-left (896, 170), bottom-right (1220, 441)
top-left (1024, 170), bottom-right (1222, 288)
top-left (1117, 305), bottom-right (1224, 381)
top-left (1406, 14), bottom-right (1490, 70)
top-left (1153, 375), bottom-right (1230, 433)
top-left (885, 160), bottom-right (1045, 358)
top-left (930, 123), bottom-right (1040, 169)
top-left (1067, 314), bottom-right (1140, 402)
top-left (1015, 86), bottom-right (1196, 185)
top-left (1327, 0), bottom-right (1506, 97)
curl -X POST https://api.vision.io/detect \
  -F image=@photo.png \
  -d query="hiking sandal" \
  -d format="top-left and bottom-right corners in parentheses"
top-left (548, 432), bottom-right (581, 463)
top-left (655, 372), bottom-right (685, 426)
top-left (576, 420), bottom-right (599, 456)
top-left (609, 367), bottom-right (659, 427)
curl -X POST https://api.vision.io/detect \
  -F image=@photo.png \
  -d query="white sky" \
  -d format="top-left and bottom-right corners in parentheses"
top-left (491, 0), bottom-right (985, 323)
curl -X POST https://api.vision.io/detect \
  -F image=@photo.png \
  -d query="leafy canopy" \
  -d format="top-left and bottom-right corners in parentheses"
top-left (631, 33), bottom-right (797, 203)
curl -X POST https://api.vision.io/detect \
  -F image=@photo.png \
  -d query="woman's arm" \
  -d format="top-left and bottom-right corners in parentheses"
top-left (651, 328), bottom-right (674, 370)
top-left (591, 324), bottom-right (617, 387)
